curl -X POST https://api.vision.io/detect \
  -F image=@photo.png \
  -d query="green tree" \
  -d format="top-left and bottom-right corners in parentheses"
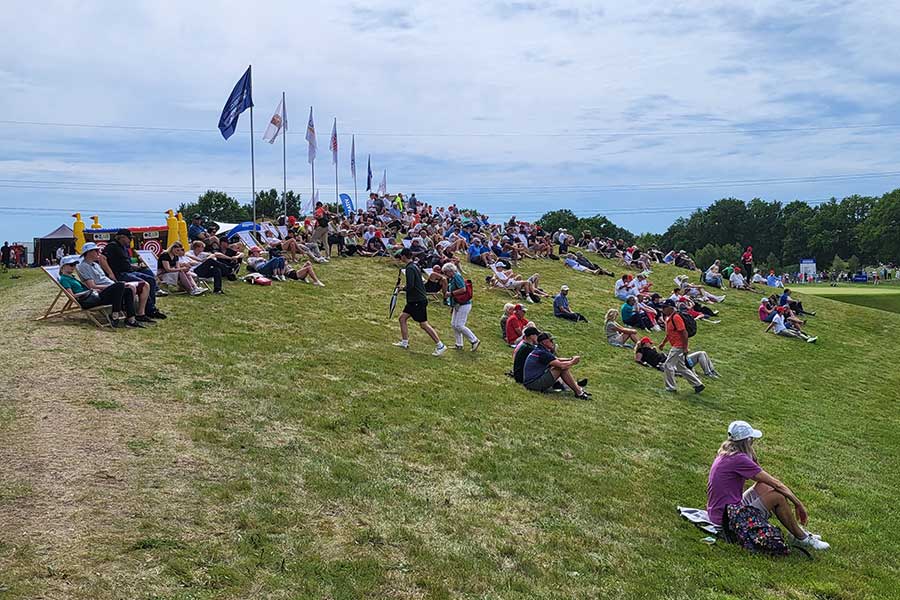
top-left (859, 190), bottom-right (900, 262)
top-left (178, 190), bottom-right (249, 222)
top-left (245, 189), bottom-right (302, 220)
top-left (536, 209), bottom-right (580, 233)
top-left (848, 255), bottom-right (861, 273)
top-left (831, 254), bottom-right (849, 273)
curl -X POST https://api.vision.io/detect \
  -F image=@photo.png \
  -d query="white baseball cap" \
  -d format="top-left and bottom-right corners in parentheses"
top-left (560, 284), bottom-right (569, 291)
top-left (728, 420), bottom-right (763, 441)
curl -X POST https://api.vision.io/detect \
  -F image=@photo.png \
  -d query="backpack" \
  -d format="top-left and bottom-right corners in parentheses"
top-left (454, 279), bottom-right (474, 304)
top-left (723, 504), bottom-right (791, 556)
top-left (678, 311), bottom-right (697, 337)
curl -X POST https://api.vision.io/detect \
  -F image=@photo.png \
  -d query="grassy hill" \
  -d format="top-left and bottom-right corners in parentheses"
top-left (1, 254), bottom-right (899, 599)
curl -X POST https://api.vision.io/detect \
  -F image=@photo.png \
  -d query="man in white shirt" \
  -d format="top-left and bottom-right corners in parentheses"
top-left (765, 307), bottom-right (817, 342)
top-left (729, 267), bottom-right (754, 290)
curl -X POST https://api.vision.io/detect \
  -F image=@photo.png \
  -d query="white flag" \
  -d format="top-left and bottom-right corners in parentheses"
top-left (262, 96), bottom-right (287, 143)
top-left (377, 170), bottom-right (387, 195)
top-left (302, 190), bottom-right (315, 215)
top-left (305, 106), bottom-right (317, 164)
top-left (329, 118), bottom-right (338, 165)
top-left (350, 134), bottom-right (356, 178)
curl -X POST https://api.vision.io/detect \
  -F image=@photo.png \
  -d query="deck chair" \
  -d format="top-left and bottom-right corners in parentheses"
top-left (260, 222), bottom-right (281, 240)
top-left (276, 225), bottom-right (288, 238)
top-left (37, 266), bottom-right (111, 328)
top-left (139, 249), bottom-right (211, 294)
top-left (488, 263), bottom-right (523, 298)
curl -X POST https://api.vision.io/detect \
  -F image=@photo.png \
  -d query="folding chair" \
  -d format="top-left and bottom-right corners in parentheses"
top-left (36, 266), bottom-right (111, 328)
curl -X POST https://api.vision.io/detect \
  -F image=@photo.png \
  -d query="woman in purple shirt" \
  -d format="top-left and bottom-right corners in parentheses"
top-left (706, 421), bottom-right (830, 551)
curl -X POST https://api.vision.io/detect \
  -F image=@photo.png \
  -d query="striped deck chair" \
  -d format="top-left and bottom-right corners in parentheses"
top-left (36, 266), bottom-right (111, 328)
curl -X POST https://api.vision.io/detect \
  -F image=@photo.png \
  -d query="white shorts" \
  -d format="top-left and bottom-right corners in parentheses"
top-left (741, 486), bottom-right (770, 519)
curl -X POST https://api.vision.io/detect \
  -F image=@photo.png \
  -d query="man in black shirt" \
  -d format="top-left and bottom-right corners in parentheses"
top-left (1, 242), bottom-right (10, 269)
top-left (103, 229), bottom-right (166, 319)
top-left (512, 326), bottom-right (539, 383)
top-left (393, 248), bottom-right (447, 356)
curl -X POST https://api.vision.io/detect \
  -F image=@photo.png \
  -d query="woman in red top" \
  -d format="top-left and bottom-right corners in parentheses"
top-left (741, 246), bottom-right (753, 279)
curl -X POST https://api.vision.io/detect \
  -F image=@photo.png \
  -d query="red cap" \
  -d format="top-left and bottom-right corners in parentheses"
top-left (776, 306), bottom-right (785, 313)
top-left (514, 304), bottom-right (526, 312)
top-left (639, 336), bottom-right (652, 345)
top-left (734, 267), bottom-right (741, 272)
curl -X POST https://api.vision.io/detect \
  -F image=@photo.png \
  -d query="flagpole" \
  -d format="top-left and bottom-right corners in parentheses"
top-left (249, 100), bottom-right (257, 227)
top-left (310, 162), bottom-right (315, 215)
top-left (281, 92), bottom-right (287, 220)
top-left (352, 135), bottom-right (358, 209)
top-left (334, 143), bottom-right (339, 208)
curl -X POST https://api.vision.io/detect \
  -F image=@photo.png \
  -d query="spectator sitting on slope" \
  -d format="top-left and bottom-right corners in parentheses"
top-left (765, 306), bottom-right (817, 343)
top-left (553, 285), bottom-right (587, 322)
top-left (522, 332), bottom-right (591, 399)
top-left (605, 308), bottom-right (639, 348)
top-left (511, 326), bottom-right (540, 383)
top-left (729, 266), bottom-right (755, 290)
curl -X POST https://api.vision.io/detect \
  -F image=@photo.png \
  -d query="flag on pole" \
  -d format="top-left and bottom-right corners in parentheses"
top-left (366, 155), bottom-right (372, 191)
top-left (218, 66), bottom-right (253, 140)
top-left (329, 118), bottom-right (338, 165)
top-left (378, 170), bottom-right (387, 195)
top-left (350, 135), bottom-right (356, 178)
top-left (262, 97), bottom-right (287, 143)
top-left (302, 190), bottom-right (316, 214)
top-left (305, 107), bottom-right (317, 164)
top-left (339, 193), bottom-right (354, 216)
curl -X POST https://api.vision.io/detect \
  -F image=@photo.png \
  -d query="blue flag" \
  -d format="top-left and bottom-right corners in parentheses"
top-left (366, 155), bottom-right (372, 191)
top-left (218, 66), bottom-right (254, 140)
top-left (339, 193), bottom-right (354, 216)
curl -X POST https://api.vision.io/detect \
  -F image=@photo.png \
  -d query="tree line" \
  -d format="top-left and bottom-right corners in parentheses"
top-left (537, 188), bottom-right (900, 272)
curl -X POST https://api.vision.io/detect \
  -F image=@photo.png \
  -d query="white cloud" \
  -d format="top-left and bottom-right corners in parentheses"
top-left (2, 0), bottom-right (900, 240)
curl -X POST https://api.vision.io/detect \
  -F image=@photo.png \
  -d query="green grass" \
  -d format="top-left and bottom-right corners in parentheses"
top-left (1, 258), bottom-right (900, 599)
top-left (799, 284), bottom-right (900, 314)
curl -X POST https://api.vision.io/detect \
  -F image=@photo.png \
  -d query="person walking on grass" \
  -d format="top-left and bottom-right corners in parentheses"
top-left (393, 248), bottom-right (447, 356)
top-left (707, 420), bottom-right (830, 552)
top-left (657, 300), bottom-right (705, 393)
top-left (444, 262), bottom-right (480, 351)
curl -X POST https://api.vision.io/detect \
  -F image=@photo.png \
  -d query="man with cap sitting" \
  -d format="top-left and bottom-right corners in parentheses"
top-left (553, 285), bottom-right (587, 322)
top-left (521, 332), bottom-right (591, 399)
top-left (657, 299), bottom-right (704, 393)
top-left (102, 229), bottom-right (166, 319)
top-left (57, 255), bottom-right (144, 328)
top-left (504, 303), bottom-right (529, 346)
top-left (76, 242), bottom-right (152, 322)
top-left (511, 326), bottom-right (540, 383)
top-left (188, 214), bottom-right (207, 241)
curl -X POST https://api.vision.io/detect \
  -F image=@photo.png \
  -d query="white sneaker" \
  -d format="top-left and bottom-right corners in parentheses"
top-left (471, 339), bottom-right (481, 352)
top-left (795, 534), bottom-right (830, 551)
top-left (392, 340), bottom-right (409, 349)
top-left (806, 336), bottom-right (818, 343)
top-left (190, 289), bottom-right (204, 296)
top-left (315, 281), bottom-right (325, 287)
top-left (432, 343), bottom-right (447, 356)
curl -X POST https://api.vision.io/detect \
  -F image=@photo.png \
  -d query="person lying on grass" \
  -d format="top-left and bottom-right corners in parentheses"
top-left (707, 420), bottom-right (830, 552)
top-left (675, 275), bottom-right (725, 303)
top-left (675, 296), bottom-right (721, 324)
top-left (765, 306), bottom-right (817, 343)
top-left (564, 253), bottom-right (611, 276)
top-left (521, 332), bottom-right (591, 400)
top-left (246, 246), bottom-right (288, 280)
top-left (604, 308), bottom-right (639, 348)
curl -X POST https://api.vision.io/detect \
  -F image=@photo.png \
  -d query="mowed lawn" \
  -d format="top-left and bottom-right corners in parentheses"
top-left (1, 255), bottom-right (899, 600)
top-left (799, 283), bottom-right (900, 314)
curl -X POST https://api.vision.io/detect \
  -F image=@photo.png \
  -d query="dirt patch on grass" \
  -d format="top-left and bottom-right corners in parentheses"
top-left (0, 275), bottom-right (203, 598)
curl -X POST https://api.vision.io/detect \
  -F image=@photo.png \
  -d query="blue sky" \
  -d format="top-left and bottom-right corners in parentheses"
top-left (4, 0), bottom-right (900, 243)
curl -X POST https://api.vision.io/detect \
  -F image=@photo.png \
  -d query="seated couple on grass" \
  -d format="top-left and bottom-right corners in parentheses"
top-left (59, 254), bottom-right (147, 328)
top-left (706, 420), bottom-right (830, 554)
top-left (512, 328), bottom-right (591, 400)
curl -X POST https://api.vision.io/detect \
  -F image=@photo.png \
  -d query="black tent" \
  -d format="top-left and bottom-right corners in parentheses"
top-left (33, 224), bottom-right (75, 266)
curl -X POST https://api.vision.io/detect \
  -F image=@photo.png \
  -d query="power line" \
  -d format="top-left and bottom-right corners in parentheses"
top-left (2, 118), bottom-right (900, 138)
